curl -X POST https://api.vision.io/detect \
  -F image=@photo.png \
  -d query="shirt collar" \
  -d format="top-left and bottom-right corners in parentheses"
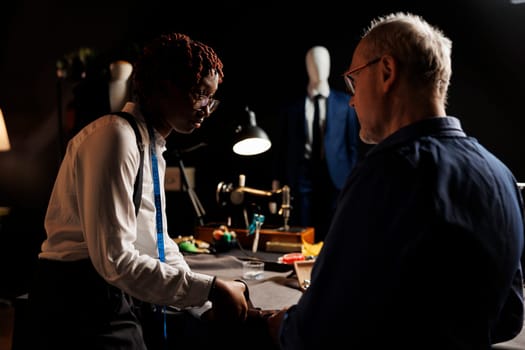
top-left (369, 116), bottom-right (466, 156)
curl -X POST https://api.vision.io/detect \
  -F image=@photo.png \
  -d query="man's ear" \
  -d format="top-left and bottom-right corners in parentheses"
top-left (380, 55), bottom-right (398, 93)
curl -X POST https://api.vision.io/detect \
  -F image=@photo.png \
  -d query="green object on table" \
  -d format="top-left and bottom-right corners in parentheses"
top-left (179, 240), bottom-right (198, 253)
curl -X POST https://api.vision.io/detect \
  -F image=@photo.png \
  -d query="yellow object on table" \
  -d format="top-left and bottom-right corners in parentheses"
top-left (301, 237), bottom-right (323, 257)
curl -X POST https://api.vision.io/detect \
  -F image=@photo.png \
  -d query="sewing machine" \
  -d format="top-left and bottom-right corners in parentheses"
top-left (216, 174), bottom-right (291, 231)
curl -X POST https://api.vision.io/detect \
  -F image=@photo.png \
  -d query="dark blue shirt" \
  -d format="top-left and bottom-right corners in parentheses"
top-left (280, 117), bottom-right (524, 349)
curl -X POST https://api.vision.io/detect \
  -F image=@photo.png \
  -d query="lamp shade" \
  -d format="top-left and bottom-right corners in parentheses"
top-left (0, 108), bottom-right (10, 151)
top-left (232, 106), bottom-right (271, 156)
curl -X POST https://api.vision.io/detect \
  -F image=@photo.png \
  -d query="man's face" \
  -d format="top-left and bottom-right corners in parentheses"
top-left (348, 43), bottom-right (384, 145)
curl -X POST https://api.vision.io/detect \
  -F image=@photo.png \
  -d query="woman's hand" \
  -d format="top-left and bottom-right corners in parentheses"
top-left (206, 278), bottom-right (248, 321)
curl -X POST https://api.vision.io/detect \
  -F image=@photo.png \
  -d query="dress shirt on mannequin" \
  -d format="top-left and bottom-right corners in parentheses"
top-left (305, 46), bottom-right (330, 160)
top-left (272, 46), bottom-right (360, 242)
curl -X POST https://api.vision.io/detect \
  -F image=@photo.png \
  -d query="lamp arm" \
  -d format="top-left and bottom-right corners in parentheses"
top-left (177, 155), bottom-right (206, 226)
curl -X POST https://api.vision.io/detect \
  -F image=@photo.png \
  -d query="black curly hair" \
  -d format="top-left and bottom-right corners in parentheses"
top-left (132, 32), bottom-right (224, 107)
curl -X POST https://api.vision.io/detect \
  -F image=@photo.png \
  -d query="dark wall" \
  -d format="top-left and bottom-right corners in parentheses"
top-left (1, 0), bottom-right (525, 297)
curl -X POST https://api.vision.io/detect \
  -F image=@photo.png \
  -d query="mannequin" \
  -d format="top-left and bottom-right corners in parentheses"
top-left (70, 59), bottom-right (133, 138)
top-left (306, 46), bottom-right (330, 98)
top-left (108, 60), bottom-right (133, 112)
top-left (272, 46), bottom-right (331, 190)
top-left (271, 45), bottom-right (360, 242)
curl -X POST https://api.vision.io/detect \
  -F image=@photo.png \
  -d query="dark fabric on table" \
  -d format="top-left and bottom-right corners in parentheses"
top-left (185, 254), bottom-right (303, 310)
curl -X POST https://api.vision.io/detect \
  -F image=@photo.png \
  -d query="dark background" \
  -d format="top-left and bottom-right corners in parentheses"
top-left (1, 0), bottom-right (524, 298)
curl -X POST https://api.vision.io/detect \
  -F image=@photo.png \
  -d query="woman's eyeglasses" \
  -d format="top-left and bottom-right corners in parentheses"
top-left (190, 91), bottom-right (220, 114)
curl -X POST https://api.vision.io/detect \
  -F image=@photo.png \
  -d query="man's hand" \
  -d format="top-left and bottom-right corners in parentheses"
top-left (266, 307), bottom-right (288, 346)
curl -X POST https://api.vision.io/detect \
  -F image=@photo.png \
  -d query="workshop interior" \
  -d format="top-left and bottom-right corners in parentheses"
top-left (1, 1), bottom-right (525, 348)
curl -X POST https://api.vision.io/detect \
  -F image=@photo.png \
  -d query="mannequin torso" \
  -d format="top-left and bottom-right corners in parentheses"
top-left (108, 60), bottom-right (133, 112)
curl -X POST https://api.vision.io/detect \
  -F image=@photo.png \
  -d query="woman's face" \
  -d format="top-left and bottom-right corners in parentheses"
top-left (160, 70), bottom-right (220, 136)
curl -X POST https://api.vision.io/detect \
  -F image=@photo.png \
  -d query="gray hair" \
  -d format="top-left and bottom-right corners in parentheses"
top-left (362, 12), bottom-right (452, 102)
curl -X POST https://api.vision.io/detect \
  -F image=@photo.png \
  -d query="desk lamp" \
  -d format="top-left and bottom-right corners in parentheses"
top-left (0, 108), bottom-right (11, 152)
top-left (232, 106), bottom-right (271, 156)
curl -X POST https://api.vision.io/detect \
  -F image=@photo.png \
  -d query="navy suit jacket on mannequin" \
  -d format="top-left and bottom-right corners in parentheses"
top-left (272, 88), bottom-right (360, 227)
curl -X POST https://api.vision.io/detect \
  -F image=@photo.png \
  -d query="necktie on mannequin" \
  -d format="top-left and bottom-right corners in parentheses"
top-left (311, 94), bottom-right (322, 166)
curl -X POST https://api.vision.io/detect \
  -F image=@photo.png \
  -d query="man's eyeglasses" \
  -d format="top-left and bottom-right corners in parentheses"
top-left (343, 57), bottom-right (381, 96)
top-left (190, 91), bottom-right (220, 114)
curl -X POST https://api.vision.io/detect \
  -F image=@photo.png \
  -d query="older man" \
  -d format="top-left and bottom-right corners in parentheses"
top-left (267, 12), bottom-right (524, 349)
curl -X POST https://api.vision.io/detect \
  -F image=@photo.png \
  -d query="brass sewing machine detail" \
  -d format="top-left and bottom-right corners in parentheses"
top-left (216, 174), bottom-right (291, 231)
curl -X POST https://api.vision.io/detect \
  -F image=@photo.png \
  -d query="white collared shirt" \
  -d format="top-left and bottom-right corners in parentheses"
top-left (40, 102), bottom-right (214, 308)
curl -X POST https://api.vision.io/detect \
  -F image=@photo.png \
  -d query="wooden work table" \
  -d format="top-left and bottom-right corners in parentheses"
top-left (193, 225), bottom-right (315, 252)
